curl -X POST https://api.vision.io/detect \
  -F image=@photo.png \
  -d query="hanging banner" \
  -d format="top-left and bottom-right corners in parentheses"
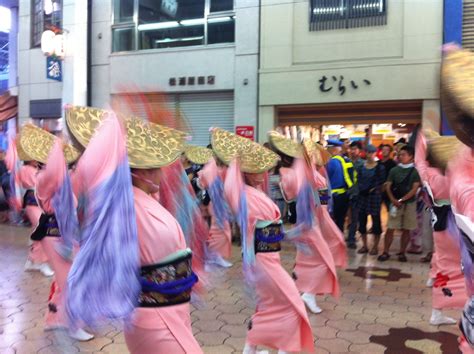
top-left (46, 56), bottom-right (62, 82)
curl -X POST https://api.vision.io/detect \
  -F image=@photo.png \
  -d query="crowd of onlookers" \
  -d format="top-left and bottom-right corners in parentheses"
top-left (268, 136), bottom-right (431, 263)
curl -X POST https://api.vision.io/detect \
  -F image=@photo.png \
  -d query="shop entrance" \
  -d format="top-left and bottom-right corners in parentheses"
top-left (275, 100), bottom-right (422, 145)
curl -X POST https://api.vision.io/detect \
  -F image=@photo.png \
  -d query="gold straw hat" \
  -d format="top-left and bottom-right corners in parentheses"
top-left (15, 133), bottom-right (32, 161)
top-left (424, 129), bottom-right (463, 171)
top-left (441, 49), bottom-right (474, 118)
top-left (268, 131), bottom-right (303, 158)
top-left (19, 124), bottom-right (80, 164)
top-left (66, 105), bottom-right (186, 169)
top-left (184, 145), bottom-right (214, 165)
top-left (441, 47), bottom-right (474, 147)
top-left (211, 128), bottom-right (279, 173)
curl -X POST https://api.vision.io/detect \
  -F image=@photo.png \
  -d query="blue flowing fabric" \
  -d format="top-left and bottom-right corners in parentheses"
top-left (66, 157), bottom-right (140, 328)
top-left (52, 170), bottom-right (79, 261)
top-left (207, 176), bottom-right (232, 230)
top-left (238, 190), bottom-right (254, 266)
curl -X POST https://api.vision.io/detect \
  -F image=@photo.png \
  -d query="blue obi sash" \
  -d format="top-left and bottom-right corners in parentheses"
top-left (254, 222), bottom-right (284, 253)
top-left (139, 249), bottom-right (198, 308)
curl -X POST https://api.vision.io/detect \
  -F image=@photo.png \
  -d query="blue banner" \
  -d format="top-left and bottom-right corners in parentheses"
top-left (46, 56), bottom-right (62, 82)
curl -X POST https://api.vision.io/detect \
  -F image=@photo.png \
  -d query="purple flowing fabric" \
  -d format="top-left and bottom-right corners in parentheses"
top-left (66, 117), bottom-right (140, 328)
top-left (52, 169), bottom-right (79, 261)
top-left (208, 176), bottom-right (232, 230)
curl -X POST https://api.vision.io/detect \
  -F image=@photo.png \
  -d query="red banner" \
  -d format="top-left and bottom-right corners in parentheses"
top-left (235, 126), bottom-right (254, 141)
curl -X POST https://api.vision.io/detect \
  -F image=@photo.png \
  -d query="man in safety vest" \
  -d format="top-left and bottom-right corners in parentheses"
top-left (326, 140), bottom-right (357, 238)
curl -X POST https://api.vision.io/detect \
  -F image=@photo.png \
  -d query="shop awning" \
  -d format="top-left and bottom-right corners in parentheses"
top-left (0, 91), bottom-right (17, 122)
top-left (277, 100), bottom-right (423, 126)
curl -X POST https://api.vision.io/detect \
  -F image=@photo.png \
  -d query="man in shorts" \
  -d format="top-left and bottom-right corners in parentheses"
top-left (378, 145), bottom-right (421, 262)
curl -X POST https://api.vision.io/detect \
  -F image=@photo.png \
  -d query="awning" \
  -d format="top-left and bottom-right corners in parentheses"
top-left (0, 91), bottom-right (17, 122)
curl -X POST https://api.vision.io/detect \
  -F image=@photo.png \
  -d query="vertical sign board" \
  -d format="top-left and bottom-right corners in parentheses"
top-left (235, 126), bottom-right (255, 141)
top-left (46, 56), bottom-right (62, 82)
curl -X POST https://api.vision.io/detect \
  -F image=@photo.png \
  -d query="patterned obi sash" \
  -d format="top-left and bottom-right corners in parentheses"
top-left (139, 249), bottom-right (198, 308)
top-left (318, 189), bottom-right (330, 205)
top-left (254, 221), bottom-right (284, 253)
top-left (23, 189), bottom-right (38, 208)
top-left (30, 214), bottom-right (60, 241)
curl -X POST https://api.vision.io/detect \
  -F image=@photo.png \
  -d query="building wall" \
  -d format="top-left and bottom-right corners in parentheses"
top-left (17, 0), bottom-right (63, 125)
top-left (92, 0), bottom-right (259, 129)
top-left (258, 0), bottom-right (444, 141)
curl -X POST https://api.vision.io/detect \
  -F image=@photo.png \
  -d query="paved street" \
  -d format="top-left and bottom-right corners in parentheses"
top-left (0, 224), bottom-right (462, 353)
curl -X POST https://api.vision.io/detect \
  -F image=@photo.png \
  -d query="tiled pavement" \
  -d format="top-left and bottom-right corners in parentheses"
top-left (0, 224), bottom-right (463, 353)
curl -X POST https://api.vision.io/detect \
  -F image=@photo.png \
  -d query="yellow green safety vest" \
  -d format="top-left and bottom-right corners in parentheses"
top-left (332, 155), bottom-right (357, 194)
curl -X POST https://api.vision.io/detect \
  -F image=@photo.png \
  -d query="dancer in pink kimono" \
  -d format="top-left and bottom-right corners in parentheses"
top-left (211, 128), bottom-right (314, 354)
top-left (415, 132), bottom-right (467, 325)
top-left (439, 44), bottom-right (474, 353)
top-left (17, 162), bottom-right (53, 276)
top-left (312, 166), bottom-right (347, 269)
top-left (64, 110), bottom-right (202, 354)
top-left (280, 158), bottom-right (339, 314)
top-left (199, 161), bottom-right (233, 268)
top-left (18, 125), bottom-right (93, 341)
top-left (4, 139), bottom-right (52, 276)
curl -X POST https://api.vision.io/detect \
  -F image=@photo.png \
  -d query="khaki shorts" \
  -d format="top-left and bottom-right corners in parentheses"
top-left (387, 202), bottom-right (418, 231)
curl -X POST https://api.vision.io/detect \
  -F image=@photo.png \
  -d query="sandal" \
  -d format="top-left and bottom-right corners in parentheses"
top-left (421, 252), bottom-right (433, 263)
top-left (377, 253), bottom-right (390, 262)
top-left (357, 246), bottom-right (369, 254)
top-left (398, 254), bottom-right (408, 262)
top-left (369, 248), bottom-right (378, 256)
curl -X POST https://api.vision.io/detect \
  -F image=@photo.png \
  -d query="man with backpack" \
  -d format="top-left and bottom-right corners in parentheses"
top-left (378, 145), bottom-right (421, 262)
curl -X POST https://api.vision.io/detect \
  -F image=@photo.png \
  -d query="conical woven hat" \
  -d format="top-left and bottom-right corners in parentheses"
top-left (19, 124), bottom-right (80, 164)
top-left (268, 131), bottom-right (303, 158)
top-left (15, 133), bottom-right (32, 161)
top-left (65, 105), bottom-right (186, 169)
top-left (184, 145), bottom-right (214, 165)
top-left (211, 128), bottom-right (279, 173)
top-left (424, 129), bottom-right (463, 170)
top-left (441, 47), bottom-right (474, 147)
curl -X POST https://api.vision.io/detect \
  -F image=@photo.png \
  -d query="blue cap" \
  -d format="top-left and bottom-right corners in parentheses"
top-left (365, 144), bottom-right (377, 153)
top-left (327, 139), bottom-right (343, 147)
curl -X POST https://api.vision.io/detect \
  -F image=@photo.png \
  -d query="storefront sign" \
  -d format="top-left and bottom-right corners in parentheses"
top-left (169, 76), bottom-right (215, 86)
top-left (319, 75), bottom-right (371, 96)
top-left (46, 56), bottom-right (62, 82)
top-left (236, 126), bottom-right (254, 140)
top-left (373, 124), bottom-right (392, 134)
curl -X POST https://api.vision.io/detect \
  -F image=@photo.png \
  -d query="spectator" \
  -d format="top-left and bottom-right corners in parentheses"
top-left (379, 144), bottom-right (397, 211)
top-left (347, 141), bottom-right (365, 249)
top-left (327, 140), bottom-right (357, 243)
top-left (356, 145), bottom-right (386, 255)
top-left (378, 146), bottom-right (421, 262)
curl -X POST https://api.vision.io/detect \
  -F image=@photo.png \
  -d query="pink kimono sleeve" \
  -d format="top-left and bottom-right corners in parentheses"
top-left (280, 167), bottom-right (297, 201)
top-left (415, 132), bottom-right (449, 199)
top-left (36, 141), bottom-right (67, 214)
top-left (197, 158), bottom-right (219, 189)
top-left (449, 146), bottom-right (474, 220)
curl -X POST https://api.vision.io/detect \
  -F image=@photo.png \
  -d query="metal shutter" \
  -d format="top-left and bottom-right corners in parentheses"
top-left (177, 92), bottom-right (234, 146)
top-left (463, 1), bottom-right (474, 51)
